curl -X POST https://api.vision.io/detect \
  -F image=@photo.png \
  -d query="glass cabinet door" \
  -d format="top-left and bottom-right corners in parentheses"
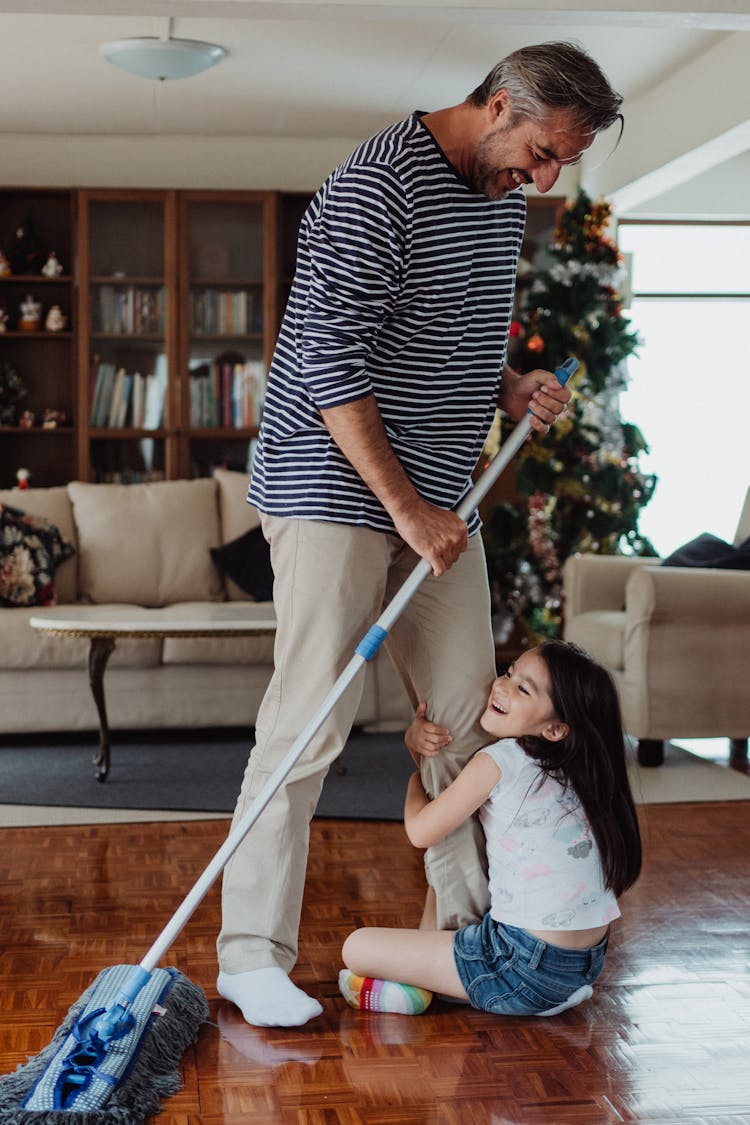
top-left (80, 191), bottom-right (176, 483)
top-left (180, 192), bottom-right (272, 479)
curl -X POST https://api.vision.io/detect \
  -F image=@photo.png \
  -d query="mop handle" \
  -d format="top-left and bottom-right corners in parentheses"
top-left (138, 356), bottom-right (578, 973)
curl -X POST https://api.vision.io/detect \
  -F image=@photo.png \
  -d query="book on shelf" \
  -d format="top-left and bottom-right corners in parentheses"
top-left (130, 372), bottom-right (146, 429)
top-left (189, 358), bottom-right (265, 428)
top-left (143, 354), bottom-right (168, 430)
top-left (94, 284), bottom-right (166, 335)
top-left (90, 360), bottom-right (117, 426)
top-left (190, 287), bottom-right (260, 336)
top-left (107, 368), bottom-right (126, 427)
top-left (88, 357), bottom-right (166, 429)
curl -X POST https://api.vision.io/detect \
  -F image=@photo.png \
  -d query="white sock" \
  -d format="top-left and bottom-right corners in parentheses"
top-left (217, 967), bottom-right (323, 1028)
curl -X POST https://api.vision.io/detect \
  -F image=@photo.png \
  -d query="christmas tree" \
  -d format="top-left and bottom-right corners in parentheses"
top-left (483, 188), bottom-right (657, 644)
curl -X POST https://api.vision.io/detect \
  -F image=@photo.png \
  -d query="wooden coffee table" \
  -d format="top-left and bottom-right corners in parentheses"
top-left (29, 604), bottom-right (277, 782)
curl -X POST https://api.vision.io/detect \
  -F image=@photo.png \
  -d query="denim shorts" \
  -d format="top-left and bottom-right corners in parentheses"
top-left (453, 915), bottom-right (608, 1016)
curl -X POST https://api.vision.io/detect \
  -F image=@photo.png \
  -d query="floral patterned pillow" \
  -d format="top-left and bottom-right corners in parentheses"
top-left (0, 503), bottom-right (76, 608)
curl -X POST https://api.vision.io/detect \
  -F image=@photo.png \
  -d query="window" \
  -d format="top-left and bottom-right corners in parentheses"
top-left (617, 221), bottom-right (750, 554)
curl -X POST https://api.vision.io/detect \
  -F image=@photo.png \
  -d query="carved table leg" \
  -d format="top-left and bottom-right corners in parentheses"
top-left (88, 636), bottom-right (116, 782)
top-left (637, 738), bottom-right (665, 767)
top-left (729, 738), bottom-right (748, 764)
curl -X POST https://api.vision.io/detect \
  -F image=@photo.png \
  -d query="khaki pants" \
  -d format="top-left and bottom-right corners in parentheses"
top-left (217, 515), bottom-right (496, 973)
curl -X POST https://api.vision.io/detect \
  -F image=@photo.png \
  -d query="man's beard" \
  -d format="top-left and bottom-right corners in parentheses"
top-left (469, 130), bottom-right (513, 200)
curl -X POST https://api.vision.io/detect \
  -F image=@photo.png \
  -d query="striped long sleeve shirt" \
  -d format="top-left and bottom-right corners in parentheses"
top-left (248, 112), bottom-right (526, 536)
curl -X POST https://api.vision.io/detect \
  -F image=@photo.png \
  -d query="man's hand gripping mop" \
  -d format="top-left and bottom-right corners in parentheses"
top-left (0, 358), bottom-right (578, 1124)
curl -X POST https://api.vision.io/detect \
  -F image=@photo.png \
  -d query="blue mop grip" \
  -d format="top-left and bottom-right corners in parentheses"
top-left (355, 624), bottom-right (388, 661)
top-left (531, 356), bottom-right (578, 407)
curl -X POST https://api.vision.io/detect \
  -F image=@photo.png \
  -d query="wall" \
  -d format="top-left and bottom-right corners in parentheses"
top-left (0, 132), bottom-right (582, 198)
top-left (0, 134), bottom-right (359, 192)
top-left (621, 151), bottom-right (750, 220)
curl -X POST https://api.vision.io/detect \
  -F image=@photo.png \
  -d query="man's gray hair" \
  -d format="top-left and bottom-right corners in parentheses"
top-left (468, 41), bottom-right (623, 138)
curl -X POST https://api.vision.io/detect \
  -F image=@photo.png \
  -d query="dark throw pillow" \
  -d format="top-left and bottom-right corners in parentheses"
top-left (661, 531), bottom-right (750, 570)
top-left (210, 526), bottom-right (274, 601)
top-left (0, 503), bottom-right (76, 608)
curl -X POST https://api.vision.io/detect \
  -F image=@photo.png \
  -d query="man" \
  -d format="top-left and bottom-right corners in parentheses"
top-left (218, 41), bottom-right (623, 1027)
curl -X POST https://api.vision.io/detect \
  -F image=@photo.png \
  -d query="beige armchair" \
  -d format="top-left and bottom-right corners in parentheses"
top-left (562, 487), bottom-right (750, 766)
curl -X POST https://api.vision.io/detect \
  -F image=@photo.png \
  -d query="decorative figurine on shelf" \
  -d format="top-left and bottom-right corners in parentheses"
top-left (41, 407), bottom-right (67, 429)
top-left (0, 249), bottom-right (11, 277)
top-left (0, 306), bottom-right (8, 333)
top-left (44, 304), bottom-right (67, 332)
top-left (9, 215), bottom-right (43, 275)
top-left (18, 293), bottom-right (42, 332)
top-left (0, 361), bottom-right (26, 425)
top-left (41, 251), bottom-right (64, 278)
top-left (19, 410), bottom-right (35, 429)
top-left (16, 467), bottom-right (31, 490)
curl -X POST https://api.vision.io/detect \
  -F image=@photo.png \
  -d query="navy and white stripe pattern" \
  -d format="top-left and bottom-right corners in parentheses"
top-left (249, 112), bottom-right (526, 535)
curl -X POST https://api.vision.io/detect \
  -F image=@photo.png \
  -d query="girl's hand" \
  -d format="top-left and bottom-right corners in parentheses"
top-left (405, 702), bottom-right (453, 765)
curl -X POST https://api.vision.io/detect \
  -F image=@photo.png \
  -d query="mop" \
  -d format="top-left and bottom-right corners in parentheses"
top-left (0, 358), bottom-right (577, 1123)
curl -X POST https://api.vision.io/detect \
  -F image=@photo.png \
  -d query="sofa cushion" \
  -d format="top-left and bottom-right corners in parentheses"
top-left (162, 632), bottom-right (276, 666)
top-left (213, 469), bottom-right (262, 601)
top-left (3, 605), bottom-right (161, 669)
top-left (0, 487), bottom-right (77, 603)
top-left (0, 502), bottom-right (76, 607)
top-left (68, 478), bottom-right (224, 608)
top-left (563, 609), bottom-right (625, 671)
top-left (210, 527), bottom-right (274, 602)
top-left (160, 600), bottom-right (276, 665)
top-left (214, 468), bottom-right (259, 542)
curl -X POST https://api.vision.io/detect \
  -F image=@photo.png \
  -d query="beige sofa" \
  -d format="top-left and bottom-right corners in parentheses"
top-left (0, 470), bottom-right (412, 735)
top-left (562, 487), bottom-right (750, 766)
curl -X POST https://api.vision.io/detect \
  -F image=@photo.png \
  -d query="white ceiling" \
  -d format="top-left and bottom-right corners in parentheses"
top-left (1, 1), bottom-right (748, 211)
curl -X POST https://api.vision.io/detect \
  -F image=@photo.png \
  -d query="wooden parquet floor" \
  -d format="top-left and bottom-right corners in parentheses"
top-left (1, 801), bottom-right (749, 1123)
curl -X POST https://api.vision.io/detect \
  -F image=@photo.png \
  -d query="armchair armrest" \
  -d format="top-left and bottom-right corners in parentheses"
top-left (626, 564), bottom-right (750, 626)
top-left (562, 553), bottom-right (658, 617)
top-left (623, 566), bottom-right (750, 739)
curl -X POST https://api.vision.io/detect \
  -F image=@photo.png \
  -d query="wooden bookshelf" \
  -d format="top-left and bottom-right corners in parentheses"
top-left (2, 184), bottom-right (555, 493)
top-left (0, 186), bottom-right (313, 488)
top-left (0, 188), bottom-right (77, 488)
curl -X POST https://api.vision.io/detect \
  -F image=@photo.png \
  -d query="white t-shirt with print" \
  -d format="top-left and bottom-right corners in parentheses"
top-left (478, 739), bottom-right (621, 930)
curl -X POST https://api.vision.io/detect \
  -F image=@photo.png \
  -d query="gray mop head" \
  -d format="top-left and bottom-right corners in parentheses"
top-left (0, 964), bottom-right (208, 1124)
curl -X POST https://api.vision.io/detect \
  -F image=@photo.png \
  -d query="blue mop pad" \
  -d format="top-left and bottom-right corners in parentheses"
top-left (0, 964), bottom-right (208, 1123)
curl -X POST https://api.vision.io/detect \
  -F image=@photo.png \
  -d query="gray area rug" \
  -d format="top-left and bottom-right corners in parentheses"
top-left (1, 730), bottom-right (748, 823)
top-left (0, 728), bottom-right (414, 819)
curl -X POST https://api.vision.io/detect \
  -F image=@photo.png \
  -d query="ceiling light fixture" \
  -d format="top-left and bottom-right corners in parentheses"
top-left (100, 20), bottom-right (227, 81)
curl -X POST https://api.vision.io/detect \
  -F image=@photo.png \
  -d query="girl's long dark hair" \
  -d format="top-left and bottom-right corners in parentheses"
top-left (518, 640), bottom-right (642, 896)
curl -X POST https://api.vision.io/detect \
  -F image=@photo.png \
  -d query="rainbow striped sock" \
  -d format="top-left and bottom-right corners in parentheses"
top-left (338, 970), bottom-right (433, 1015)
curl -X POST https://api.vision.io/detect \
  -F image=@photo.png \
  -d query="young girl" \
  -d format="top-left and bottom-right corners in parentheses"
top-left (339, 640), bottom-right (642, 1017)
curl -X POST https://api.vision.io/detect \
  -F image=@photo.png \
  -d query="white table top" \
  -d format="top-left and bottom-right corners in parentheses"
top-left (30, 602), bottom-right (277, 636)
